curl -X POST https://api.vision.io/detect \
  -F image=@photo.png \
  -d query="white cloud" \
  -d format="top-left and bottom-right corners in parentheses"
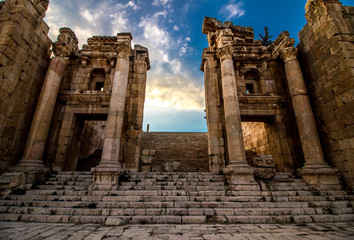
top-left (185, 37), bottom-right (191, 41)
top-left (152, 0), bottom-right (173, 7)
top-left (173, 25), bottom-right (179, 31)
top-left (138, 11), bottom-right (170, 48)
top-left (128, 1), bottom-right (139, 10)
top-left (220, 1), bottom-right (245, 20)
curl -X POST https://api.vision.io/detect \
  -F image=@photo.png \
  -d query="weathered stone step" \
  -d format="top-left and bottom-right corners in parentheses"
top-left (3, 205), bottom-right (353, 217)
top-left (1, 213), bottom-right (353, 224)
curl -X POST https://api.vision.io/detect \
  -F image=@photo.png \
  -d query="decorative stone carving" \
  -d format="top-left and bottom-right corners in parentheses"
top-left (216, 46), bottom-right (233, 62)
top-left (0, 172), bottom-right (25, 190)
top-left (117, 43), bottom-right (132, 58)
top-left (52, 27), bottom-right (79, 58)
top-left (280, 47), bottom-right (298, 63)
top-left (246, 151), bottom-right (276, 179)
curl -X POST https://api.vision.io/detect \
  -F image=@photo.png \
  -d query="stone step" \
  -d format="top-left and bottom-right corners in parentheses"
top-left (3, 205), bottom-right (353, 217)
top-left (1, 213), bottom-right (353, 224)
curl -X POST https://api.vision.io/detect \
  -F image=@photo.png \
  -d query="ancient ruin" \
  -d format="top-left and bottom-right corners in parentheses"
top-left (0, 0), bottom-right (353, 225)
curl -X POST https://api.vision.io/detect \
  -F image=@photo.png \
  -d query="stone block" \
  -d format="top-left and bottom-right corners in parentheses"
top-left (0, 172), bottom-right (25, 189)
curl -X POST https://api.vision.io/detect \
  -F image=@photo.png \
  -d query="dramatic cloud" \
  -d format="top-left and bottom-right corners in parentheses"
top-left (220, 1), bottom-right (245, 20)
top-left (45, 0), bottom-right (206, 132)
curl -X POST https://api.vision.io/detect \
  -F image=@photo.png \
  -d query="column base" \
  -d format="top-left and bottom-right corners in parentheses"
top-left (89, 165), bottom-right (124, 191)
top-left (224, 161), bottom-right (260, 191)
top-left (298, 162), bottom-right (342, 190)
top-left (8, 159), bottom-right (49, 184)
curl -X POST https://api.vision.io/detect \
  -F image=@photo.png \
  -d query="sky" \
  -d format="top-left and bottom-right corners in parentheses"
top-left (44, 0), bottom-right (352, 132)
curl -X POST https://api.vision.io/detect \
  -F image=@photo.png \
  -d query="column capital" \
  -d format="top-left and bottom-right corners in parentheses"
top-left (216, 46), bottom-right (233, 62)
top-left (280, 47), bottom-right (298, 63)
top-left (116, 43), bottom-right (132, 58)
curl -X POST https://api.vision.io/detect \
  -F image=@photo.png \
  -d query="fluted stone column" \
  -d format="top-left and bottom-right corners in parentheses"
top-left (217, 46), bottom-right (259, 191)
top-left (202, 51), bottom-right (225, 173)
top-left (12, 57), bottom-right (66, 183)
top-left (280, 47), bottom-right (341, 190)
top-left (90, 40), bottom-right (132, 191)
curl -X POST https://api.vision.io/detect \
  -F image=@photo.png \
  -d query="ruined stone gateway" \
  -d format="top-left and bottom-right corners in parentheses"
top-left (0, 0), bottom-right (353, 224)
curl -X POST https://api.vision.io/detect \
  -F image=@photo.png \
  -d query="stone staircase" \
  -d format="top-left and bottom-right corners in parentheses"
top-left (0, 171), bottom-right (353, 224)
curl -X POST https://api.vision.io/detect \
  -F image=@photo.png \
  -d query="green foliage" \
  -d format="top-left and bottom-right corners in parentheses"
top-left (259, 27), bottom-right (272, 46)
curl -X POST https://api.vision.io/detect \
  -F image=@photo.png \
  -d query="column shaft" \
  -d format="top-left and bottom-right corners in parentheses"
top-left (203, 53), bottom-right (224, 173)
top-left (280, 47), bottom-right (341, 190)
top-left (280, 47), bottom-right (324, 163)
top-left (220, 57), bottom-right (246, 163)
top-left (90, 42), bottom-right (132, 191)
top-left (216, 46), bottom-right (258, 189)
top-left (19, 57), bottom-right (66, 168)
top-left (99, 54), bottom-right (130, 169)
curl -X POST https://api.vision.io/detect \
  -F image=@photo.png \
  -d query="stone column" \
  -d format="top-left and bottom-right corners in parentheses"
top-left (13, 57), bottom-right (66, 183)
top-left (124, 45), bottom-right (150, 172)
top-left (216, 46), bottom-right (259, 191)
top-left (90, 40), bottom-right (132, 191)
top-left (280, 47), bottom-right (340, 190)
top-left (202, 51), bottom-right (224, 173)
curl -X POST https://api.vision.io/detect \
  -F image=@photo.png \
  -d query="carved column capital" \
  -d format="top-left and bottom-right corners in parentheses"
top-left (216, 46), bottom-right (234, 62)
top-left (280, 47), bottom-right (298, 63)
top-left (116, 43), bottom-right (132, 58)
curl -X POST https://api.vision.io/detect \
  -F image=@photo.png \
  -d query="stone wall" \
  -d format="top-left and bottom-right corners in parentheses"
top-left (298, 0), bottom-right (354, 190)
top-left (242, 121), bottom-right (288, 172)
top-left (0, 0), bottom-right (51, 173)
top-left (141, 132), bottom-right (209, 172)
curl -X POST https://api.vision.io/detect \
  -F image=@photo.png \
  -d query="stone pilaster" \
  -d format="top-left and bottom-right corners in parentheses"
top-left (12, 57), bottom-right (66, 183)
top-left (202, 51), bottom-right (224, 173)
top-left (216, 46), bottom-right (259, 191)
top-left (280, 47), bottom-right (341, 190)
top-left (90, 36), bottom-right (132, 191)
top-left (124, 45), bottom-right (150, 171)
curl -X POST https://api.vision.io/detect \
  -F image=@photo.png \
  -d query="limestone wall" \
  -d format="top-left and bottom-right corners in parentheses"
top-left (298, 0), bottom-right (354, 190)
top-left (141, 132), bottom-right (209, 172)
top-left (0, 0), bottom-right (51, 173)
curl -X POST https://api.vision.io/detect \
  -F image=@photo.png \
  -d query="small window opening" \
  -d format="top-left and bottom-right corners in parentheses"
top-left (246, 83), bottom-right (254, 94)
top-left (95, 82), bottom-right (104, 91)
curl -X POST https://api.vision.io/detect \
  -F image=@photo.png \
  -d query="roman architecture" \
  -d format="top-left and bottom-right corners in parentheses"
top-left (0, 0), bottom-right (352, 225)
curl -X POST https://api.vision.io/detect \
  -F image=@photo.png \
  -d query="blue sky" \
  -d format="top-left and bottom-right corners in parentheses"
top-left (44, 0), bottom-right (352, 132)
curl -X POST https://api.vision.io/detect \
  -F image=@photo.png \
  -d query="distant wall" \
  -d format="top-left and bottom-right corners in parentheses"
top-left (298, 0), bottom-right (354, 189)
top-left (0, 0), bottom-right (51, 172)
top-left (141, 132), bottom-right (209, 172)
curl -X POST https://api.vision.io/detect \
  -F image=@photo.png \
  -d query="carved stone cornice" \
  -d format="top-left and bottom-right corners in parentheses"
top-left (116, 43), bottom-right (132, 58)
top-left (280, 47), bottom-right (298, 63)
top-left (216, 46), bottom-right (234, 62)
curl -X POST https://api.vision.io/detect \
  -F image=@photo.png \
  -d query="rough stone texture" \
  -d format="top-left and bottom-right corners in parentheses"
top-left (1, 222), bottom-right (354, 239)
top-left (0, 0), bottom-right (52, 173)
top-left (298, 0), bottom-right (354, 190)
top-left (46, 35), bottom-right (149, 175)
top-left (141, 132), bottom-right (209, 172)
top-left (201, 18), bottom-right (304, 175)
top-left (0, 172), bottom-right (25, 189)
top-left (246, 151), bottom-right (276, 179)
